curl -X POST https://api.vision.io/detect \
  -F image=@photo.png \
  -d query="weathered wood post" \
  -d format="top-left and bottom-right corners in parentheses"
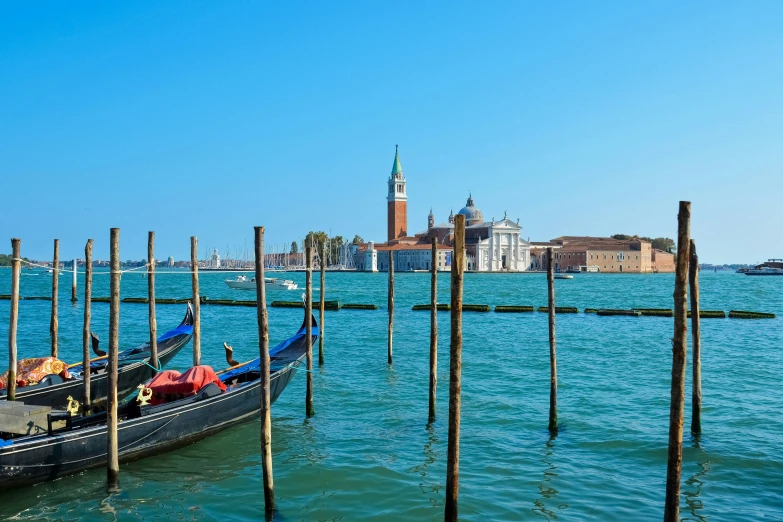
top-left (547, 247), bottom-right (558, 433)
top-left (254, 226), bottom-right (275, 514)
top-left (388, 250), bottom-right (394, 365)
top-left (664, 201), bottom-right (691, 522)
top-left (51, 239), bottom-right (59, 358)
top-left (107, 228), bottom-right (121, 488)
top-left (319, 244), bottom-right (326, 366)
top-left (71, 258), bottom-right (77, 302)
top-left (429, 237), bottom-right (438, 422)
top-left (445, 214), bottom-right (465, 522)
top-left (305, 244), bottom-right (315, 417)
top-left (82, 239), bottom-right (93, 411)
top-left (148, 232), bottom-right (158, 370)
top-left (7, 238), bottom-right (21, 402)
top-left (689, 239), bottom-right (701, 435)
top-left (190, 236), bottom-right (201, 366)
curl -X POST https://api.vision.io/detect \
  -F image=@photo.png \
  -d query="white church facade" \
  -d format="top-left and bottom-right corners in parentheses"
top-left (354, 148), bottom-right (532, 272)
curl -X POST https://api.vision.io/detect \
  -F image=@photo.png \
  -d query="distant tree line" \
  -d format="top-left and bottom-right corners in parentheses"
top-left (289, 232), bottom-right (365, 265)
top-left (611, 234), bottom-right (676, 253)
top-left (0, 253), bottom-right (29, 267)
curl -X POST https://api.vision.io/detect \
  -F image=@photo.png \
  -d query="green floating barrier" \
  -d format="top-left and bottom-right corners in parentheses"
top-left (634, 308), bottom-right (673, 317)
top-left (584, 308), bottom-right (598, 313)
top-left (412, 304), bottom-right (451, 311)
top-left (91, 297), bottom-right (110, 303)
top-left (155, 298), bottom-right (178, 305)
top-left (270, 300), bottom-right (340, 310)
top-left (728, 310), bottom-right (776, 319)
top-left (342, 304), bottom-right (378, 310)
top-left (538, 306), bottom-right (579, 313)
top-left (204, 299), bottom-right (234, 305)
top-left (175, 298), bottom-right (191, 304)
top-left (690, 310), bottom-right (726, 318)
top-left (0, 295), bottom-right (11, 300)
top-left (271, 301), bottom-right (303, 308)
top-left (596, 309), bottom-right (641, 316)
top-left (494, 305), bottom-right (535, 313)
top-left (233, 300), bottom-right (258, 307)
top-left (463, 304), bottom-right (490, 312)
top-left (23, 296), bottom-right (52, 301)
top-left (121, 297), bottom-right (148, 304)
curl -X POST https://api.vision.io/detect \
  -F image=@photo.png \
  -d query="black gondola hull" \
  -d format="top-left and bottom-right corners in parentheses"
top-left (0, 309), bottom-right (314, 489)
top-left (0, 359), bottom-right (301, 488)
top-left (0, 307), bottom-right (193, 409)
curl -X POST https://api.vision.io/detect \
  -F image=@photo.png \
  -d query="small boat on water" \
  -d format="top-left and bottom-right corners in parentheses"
top-left (555, 274), bottom-right (573, 279)
top-left (0, 309), bottom-right (314, 489)
top-left (744, 267), bottom-right (783, 276)
top-left (0, 306), bottom-right (193, 409)
top-left (743, 259), bottom-right (783, 276)
top-left (225, 275), bottom-right (298, 291)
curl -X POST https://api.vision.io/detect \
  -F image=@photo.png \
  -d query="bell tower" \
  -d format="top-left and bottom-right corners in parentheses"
top-left (387, 145), bottom-right (407, 241)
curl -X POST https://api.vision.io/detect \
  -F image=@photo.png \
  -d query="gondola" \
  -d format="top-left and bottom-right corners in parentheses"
top-left (0, 309), bottom-right (316, 488)
top-left (0, 305), bottom-right (194, 409)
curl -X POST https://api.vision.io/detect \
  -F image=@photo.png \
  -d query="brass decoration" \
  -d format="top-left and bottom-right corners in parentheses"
top-left (136, 384), bottom-right (153, 406)
top-left (65, 396), bottom-right (80, 416)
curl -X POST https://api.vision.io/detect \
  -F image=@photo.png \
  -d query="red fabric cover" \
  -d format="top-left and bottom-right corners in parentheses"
top-left (146, 365), bottom-right (226, 405)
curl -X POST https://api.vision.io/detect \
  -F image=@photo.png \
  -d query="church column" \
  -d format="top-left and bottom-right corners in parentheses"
top-left (496, 234), bottom-right (501, 271)
top-left (488, 234), bottom-right (494, 271)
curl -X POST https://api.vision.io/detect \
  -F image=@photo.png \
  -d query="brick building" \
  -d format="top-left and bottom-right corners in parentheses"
top-left (529, 236), bottom-right (675, 273)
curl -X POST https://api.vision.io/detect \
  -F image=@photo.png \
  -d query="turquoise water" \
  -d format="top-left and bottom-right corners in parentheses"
top-left (0, 269), bottom-right (781, 521)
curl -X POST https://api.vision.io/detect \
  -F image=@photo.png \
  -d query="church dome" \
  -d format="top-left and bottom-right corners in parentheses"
top-left (457, 194), bottom-right (484, 226)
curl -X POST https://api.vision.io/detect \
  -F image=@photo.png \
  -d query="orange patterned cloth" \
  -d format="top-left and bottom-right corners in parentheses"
top-left (0, 357), bottom-right (71, 389)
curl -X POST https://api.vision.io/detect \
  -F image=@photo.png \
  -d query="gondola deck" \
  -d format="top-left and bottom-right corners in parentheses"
top-left (0, 306), bottom-right (194, 410)
top-left (0, 310), bottom-right (317, 489)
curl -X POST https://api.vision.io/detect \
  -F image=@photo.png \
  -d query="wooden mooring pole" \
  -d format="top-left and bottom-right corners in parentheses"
top-left (254, 226), bottom-right (275, 514)
top-left (190, 236), bottom-right (201, 366)
top-left (689, 239), bottom-right (701, 435)
top-left (107, 228), bottom-right (121, 488)
top-left (7, 239), bottom-right (21, 402)
top-left (664, 201), bottom-right (691, 522)
top-left (388, 250), bottom-right (394, 365)
top-left (305, 244), bottom-right (315, 417)
top-left (319, 244), bottom-right (326, 366)
top-left (547, 247), bottom-right (558, 433)
top-left (445, 214), bottom-right (465, 522)
top-left (429, 237), bottom-right (438, 422)
top-left (148, 232), bottom-right (158, 370)
top-left (83, 239), bottom-right (93, 411)
top-left (51, 239), bottom-right (59, 358)
top-left (71, 258), bottom-right (77, 302)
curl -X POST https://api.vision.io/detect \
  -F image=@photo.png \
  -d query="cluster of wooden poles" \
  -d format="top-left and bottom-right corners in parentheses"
top-left (6, 203), bottom-right (702, 519)
top-left (382, 206), bottom-right (703, 521)
top-left (6, 228), bottom-right (328, 498)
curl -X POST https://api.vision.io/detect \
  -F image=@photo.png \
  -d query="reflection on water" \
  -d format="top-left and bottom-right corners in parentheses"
top-left (682, 439), bottom-right (710, 522)
top-left (98, 493), bottom-right (118, 520)
top-left (532, 435), bottom-right (566, 521)
top-left (407, 422), bottom-right (441, 505)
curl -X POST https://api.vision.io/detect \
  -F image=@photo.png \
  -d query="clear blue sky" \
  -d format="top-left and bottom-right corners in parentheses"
top-left (1, 2), bottom-right (781, 264)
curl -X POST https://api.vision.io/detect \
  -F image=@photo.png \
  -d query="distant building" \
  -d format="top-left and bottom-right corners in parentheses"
top-left (354, 147), bottom-right (531, 272)
top-left (168, 256), bottom-right (175, 268)
top-left (530, 236), bottom-right (675, 273)
top-left (209, 249), bottom-right (221, 268)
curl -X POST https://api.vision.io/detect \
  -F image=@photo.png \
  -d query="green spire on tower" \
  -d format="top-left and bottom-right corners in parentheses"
top-left (391, 144), bottom-right (403, 175)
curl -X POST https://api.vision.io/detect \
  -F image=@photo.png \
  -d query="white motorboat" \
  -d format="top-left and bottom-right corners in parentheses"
top-left (744, 267), bottom-right (783, 276)
top-left (225, 275), bottom-right (298, 291)
top-left (554, 274), bottom-right (573, 279)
